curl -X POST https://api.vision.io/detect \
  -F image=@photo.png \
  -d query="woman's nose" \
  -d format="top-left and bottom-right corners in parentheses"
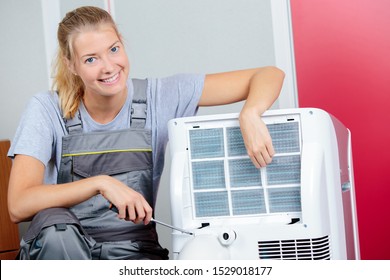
top-left (101, 57), bottom-right (115, 73)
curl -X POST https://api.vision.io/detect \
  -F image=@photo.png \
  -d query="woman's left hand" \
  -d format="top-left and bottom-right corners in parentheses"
top-left (239, 109), bottom-right (274, 168)
top-left (200, 67), bottom-right (284, 168)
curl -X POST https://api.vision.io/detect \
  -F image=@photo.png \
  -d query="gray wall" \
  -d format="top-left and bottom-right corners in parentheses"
top-left (0, 0), bottom-right (290, 258)
top-left (0, 0), bottom-right (48, 141)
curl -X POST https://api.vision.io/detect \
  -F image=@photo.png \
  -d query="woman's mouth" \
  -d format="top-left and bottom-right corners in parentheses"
top-left (99, 72), bottom-right (120, 84)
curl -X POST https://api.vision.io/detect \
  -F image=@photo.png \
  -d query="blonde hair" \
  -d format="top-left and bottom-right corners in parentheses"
top-left (52, 6), bottom-right (120, 119)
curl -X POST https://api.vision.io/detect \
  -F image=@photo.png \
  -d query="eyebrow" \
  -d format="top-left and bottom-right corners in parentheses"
top-left (80, 40), bottom-right (121, 59)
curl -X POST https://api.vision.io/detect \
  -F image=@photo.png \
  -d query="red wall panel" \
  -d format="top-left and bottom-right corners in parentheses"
top-left (290, 0), bottom-right (390, 259)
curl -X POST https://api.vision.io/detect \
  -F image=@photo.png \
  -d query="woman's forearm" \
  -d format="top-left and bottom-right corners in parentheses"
top-left (241, 66), bottom-right (285, 116)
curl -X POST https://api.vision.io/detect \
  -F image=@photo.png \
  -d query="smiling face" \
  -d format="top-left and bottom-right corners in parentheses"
top-left (70, 24), bottom-right (129, 102)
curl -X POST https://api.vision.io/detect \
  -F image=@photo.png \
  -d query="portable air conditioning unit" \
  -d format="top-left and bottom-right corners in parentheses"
top-left (167, 108), bottom-right (360, 260)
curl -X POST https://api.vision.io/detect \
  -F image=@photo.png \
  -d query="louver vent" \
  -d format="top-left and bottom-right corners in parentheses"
top-left (258, 235), bottom-right (331, 260)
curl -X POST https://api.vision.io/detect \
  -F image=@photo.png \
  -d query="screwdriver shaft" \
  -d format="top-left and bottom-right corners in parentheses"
top-left (151, 218), bottom-right (193, 235)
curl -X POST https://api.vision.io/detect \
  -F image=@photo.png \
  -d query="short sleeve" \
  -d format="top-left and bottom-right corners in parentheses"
top-left (8, 94), bottom-right (57, 166)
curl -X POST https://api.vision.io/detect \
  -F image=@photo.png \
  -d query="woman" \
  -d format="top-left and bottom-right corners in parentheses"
top-left (7, 6), bottom-right (284, 259)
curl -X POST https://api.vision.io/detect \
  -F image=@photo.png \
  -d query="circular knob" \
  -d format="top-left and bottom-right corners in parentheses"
top-left (218, 229), bottom-right (236, 246)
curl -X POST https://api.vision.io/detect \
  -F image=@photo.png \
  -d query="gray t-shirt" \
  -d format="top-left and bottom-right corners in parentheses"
top-left (8, 74), bottom-right (204, 204)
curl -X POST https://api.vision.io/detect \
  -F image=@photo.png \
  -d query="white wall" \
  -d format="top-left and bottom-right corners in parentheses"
top-left (0, 0), bottom-right (296, 258)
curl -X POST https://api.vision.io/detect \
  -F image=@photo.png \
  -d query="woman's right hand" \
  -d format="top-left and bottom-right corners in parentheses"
top-left (8, 155), bottom-right (152, 224)
top-left (97, 175), bottom-right (153, 225)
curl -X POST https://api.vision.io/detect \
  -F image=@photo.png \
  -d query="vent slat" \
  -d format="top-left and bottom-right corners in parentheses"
top-left (258, 235), bottom-right (331, 260)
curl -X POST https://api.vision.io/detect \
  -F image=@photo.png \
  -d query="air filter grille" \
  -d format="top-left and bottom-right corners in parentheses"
top-left (188, 120), bottom-right (302, 218)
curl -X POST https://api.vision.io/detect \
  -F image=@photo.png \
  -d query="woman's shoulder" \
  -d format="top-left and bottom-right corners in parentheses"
top-left (31, 90), bottom-right (60, 106)
top-left (152, 73), bottom-right (205, 85)
top-left (148, 73), bottom-right (205, 100)
top-left (23, 91), bottom-right (63, 122)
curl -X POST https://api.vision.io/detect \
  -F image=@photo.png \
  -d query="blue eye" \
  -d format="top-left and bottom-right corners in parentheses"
top-left (85, 57), bottom-right (96, 64)
top-left (111, 46), bottom-right (119, 53)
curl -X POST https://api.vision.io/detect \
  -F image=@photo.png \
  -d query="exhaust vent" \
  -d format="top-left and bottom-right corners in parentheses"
top-left (258, 235), bottom-right (331, 260)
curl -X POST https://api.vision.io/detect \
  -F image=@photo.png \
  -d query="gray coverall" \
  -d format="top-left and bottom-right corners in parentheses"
top-left (17, 79), bottom-right (169, 260)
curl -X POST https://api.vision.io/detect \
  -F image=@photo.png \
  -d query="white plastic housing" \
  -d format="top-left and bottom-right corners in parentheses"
top-left (167, 108), bottom-right (360, 260)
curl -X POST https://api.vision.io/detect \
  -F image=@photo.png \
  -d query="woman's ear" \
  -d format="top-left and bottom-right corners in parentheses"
top-left (64, 57), bottom-right (77, 76)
